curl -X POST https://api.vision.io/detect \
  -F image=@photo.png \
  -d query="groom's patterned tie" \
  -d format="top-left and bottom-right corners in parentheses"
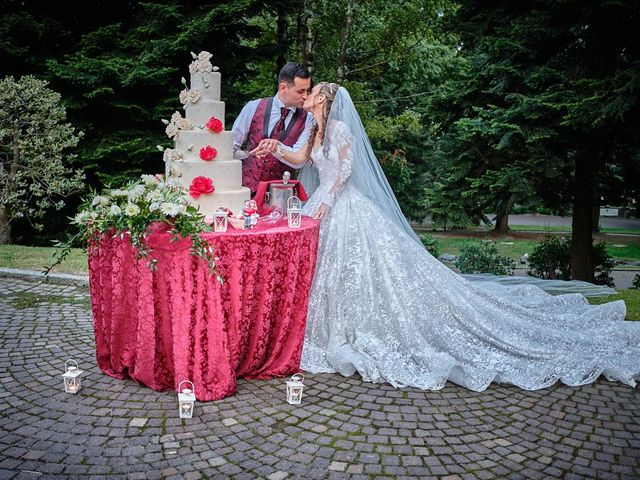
top-left (270, 107), bottom-right (289, 140)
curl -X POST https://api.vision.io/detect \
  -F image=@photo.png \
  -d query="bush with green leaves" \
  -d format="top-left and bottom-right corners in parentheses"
top-left (455, 240), bottom-right (515, 275)
top-left (420, 234), bottom-right (440, 259)
top-left (632, 274), bottom-right (640, 290)
top-left (0, 75), bottom-right (85, 244)
top-left (527, 234), bottom-right (614, 286)
top-left (527, 234), bottom-right (572, 280)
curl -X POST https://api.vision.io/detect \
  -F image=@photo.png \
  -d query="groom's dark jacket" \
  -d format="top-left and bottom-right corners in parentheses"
top-left (242, 97), bottom-right (308, 194)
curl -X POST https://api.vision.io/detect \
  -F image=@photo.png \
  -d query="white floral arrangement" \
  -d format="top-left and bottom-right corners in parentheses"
top-left (188, 51), bottom-right (220, 74)
top-left (50, 175), bottom-right (219, 277)
top-left (162, 111), bottom-right (193, 139)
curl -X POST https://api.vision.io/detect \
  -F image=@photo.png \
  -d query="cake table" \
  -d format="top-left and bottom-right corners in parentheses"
top-left (88, 217), bottom-right (320, 401)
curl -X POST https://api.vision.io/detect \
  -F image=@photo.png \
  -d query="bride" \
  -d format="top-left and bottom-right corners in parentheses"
top-left (251, 82), bottom-right (639, 391)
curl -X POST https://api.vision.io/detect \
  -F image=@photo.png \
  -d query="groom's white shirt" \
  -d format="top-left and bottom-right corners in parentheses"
top-left (232, 93), bottom-right (315, 169)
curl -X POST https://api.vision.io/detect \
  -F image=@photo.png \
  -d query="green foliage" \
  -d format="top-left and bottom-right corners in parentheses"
top-left (455, 240), bottom-right (515, 275)
top-left (527, 234), bottom-right (572, 280)
top-left (420, 234), bottom-right (440, 259)
top-left (427, 1), bottom-right (640, 246)
top-left (592, 242), bottom-right (615, 288)
top-left (527, 234), bottom-right (615, 286)
top-left (632, 274), bottom-right (640, 291)
top-left (0, 75), bottom-right (84, 241)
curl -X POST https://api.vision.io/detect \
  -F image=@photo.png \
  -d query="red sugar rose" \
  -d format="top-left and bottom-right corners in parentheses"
top-left (199, 146), bottom-right (217, 161)
top-left (189, 176), bottom-right (214, 199)
top-left (206, 117), bottom-right (223, 133)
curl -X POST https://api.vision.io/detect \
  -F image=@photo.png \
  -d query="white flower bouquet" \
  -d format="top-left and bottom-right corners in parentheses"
top-left (49, 174), bottom-right (219, 278)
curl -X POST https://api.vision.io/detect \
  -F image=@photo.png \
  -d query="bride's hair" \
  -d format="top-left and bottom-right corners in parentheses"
top-left (305, 82), bottom-right (339, 161)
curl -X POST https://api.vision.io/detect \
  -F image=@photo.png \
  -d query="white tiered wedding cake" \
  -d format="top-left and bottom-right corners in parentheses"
top-left (162, 51), bottom-right (250, 216)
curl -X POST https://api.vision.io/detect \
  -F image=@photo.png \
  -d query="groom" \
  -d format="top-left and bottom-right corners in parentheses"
top-left (232, 62), bottom-right (314, 196)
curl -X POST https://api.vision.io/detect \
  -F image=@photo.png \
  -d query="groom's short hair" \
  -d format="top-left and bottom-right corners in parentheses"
top-left (278, 62), bottom-right (311, 85)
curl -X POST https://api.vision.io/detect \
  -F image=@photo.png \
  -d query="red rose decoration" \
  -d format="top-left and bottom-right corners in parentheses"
top-left (206, 117), bottom-right (223, 133)
top-left (199, 146), bottom-right (217, 161)
top-left (189, 176), bottom-right (215, 199)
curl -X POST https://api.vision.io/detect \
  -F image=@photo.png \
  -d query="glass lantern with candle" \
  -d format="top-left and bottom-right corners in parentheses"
top-left (178, 380), bottom-right (196, 419)
top-left (287, 196), bottom-right (302, 229)
top-left (285, 373), bottom-right (305, 404)
top-left (61, 359), bottom-right (83, 394)
top-left (213, 207), bottom-right (228, 233)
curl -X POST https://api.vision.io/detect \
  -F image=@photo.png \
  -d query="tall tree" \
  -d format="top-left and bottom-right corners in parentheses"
top-left (430, 1), bottom-right (640, 279)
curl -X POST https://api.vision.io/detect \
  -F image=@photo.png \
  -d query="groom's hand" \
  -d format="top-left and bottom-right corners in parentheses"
top-left (250, 139), bottom-right (280, 158)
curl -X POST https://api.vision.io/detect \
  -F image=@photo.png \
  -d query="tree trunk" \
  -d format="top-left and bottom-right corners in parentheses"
top-left (493, 196), bottom-right (513, 234)
top-left (0, 205), bottom-right (11, 244)
top-left (571, 154), bottom-right (595, 282)
top-left (592, 204), bottom-right (600, 233)
top-left (336, 0), bottom-right (354, 84)
top-left (275, 5), bottom-right (289, 83)
top-left (296, 0), bottom-right (315, 73)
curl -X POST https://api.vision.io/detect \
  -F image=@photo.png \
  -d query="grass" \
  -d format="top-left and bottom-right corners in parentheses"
top-left (423, 234), bottom-right (640, 263)
top-left (0, 244), bottom-right (87, 275)
top-left (507, 225), bottom-right (640, 235)
top-left (9, 291), bottom-right (90, 309)
top-left (588, 289), bottom-right (640, 321)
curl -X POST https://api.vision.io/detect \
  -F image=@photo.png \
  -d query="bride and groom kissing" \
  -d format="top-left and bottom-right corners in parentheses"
top-left (232, 62), bottom-right (638, 392)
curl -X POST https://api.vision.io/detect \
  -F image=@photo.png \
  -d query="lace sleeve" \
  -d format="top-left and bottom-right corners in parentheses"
top-left (321, 121), bottom-right (353, 208)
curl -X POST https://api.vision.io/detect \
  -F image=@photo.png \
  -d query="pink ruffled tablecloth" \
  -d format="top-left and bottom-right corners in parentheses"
top-left (88, 217), bottom-right (319, 401)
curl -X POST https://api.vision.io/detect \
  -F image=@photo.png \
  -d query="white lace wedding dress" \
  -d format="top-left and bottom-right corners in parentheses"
top-left (299, 118), bottom-right (639, 392)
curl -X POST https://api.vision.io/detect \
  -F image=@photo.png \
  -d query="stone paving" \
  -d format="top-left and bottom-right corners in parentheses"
top-left (1, 278), bottom-right (640, 480)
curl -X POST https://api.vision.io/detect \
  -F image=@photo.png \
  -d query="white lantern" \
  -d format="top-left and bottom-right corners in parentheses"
top-left (178, 380), bottom-right (196, 419)
top-left (285, 373), bottom-right (305, 404)
top-left (213, 207), bottom-right (228, 233)
top-left (287, 196), bottom-right (302, 229)
top-left (61, 360), bottom-right (83, 394)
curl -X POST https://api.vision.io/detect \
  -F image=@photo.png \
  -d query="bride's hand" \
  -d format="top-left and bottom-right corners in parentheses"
top-left (314, 204), bottom-right (331, 221)
top-left (250, 139), bottom-right (280, 158)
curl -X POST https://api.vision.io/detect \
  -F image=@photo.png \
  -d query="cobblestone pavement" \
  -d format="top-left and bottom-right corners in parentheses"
top-left (1, 278), bottom-right (640, 480)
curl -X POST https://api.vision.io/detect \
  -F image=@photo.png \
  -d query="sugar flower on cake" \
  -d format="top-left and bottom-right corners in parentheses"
top-left (176, 117), bottom-right (193, 131)
top-left (199, 146), bottom-right (218, 161)
top-left (179, 88), bottom-right (201, 105)
top-left (188, 51), bottom-right (219, 74)
top-left (165, 122), bottom-right (178, 139)
top-left (163, 111), bottom-right (192, 138)
top-left (206, 116), bottom-right (223, 133)
top-left (189, 176), bottom-right (215, 199)
top-left (163, 148), bottom-right (183, 163)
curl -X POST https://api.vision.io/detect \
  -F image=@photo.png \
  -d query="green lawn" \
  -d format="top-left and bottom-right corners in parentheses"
top-left (426, 235), bottom-right (640, 262)
top-left (507, 225), bottom-right (640, 236)
top-left (0, 244), bottom-right (87, 275)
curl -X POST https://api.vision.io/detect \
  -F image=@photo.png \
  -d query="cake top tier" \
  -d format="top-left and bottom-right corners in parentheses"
top-left (182, 51), bottom-right (221, 102)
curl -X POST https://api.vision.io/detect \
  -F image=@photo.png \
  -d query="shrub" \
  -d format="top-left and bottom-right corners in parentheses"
top-left (455, 240), bottom-right (515, 275)
top-left (527, 234), bottom-right (571, 280)
top-left (420, 234), bottom-right (440, 258)
top-left (632, 274), bottom-right (640, 290)
top-left (527, 234), bottom-right (615, 286)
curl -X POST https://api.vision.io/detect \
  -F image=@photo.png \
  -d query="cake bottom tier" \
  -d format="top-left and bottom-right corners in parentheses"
top-left (190, 187), bottom-right (251, 218)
